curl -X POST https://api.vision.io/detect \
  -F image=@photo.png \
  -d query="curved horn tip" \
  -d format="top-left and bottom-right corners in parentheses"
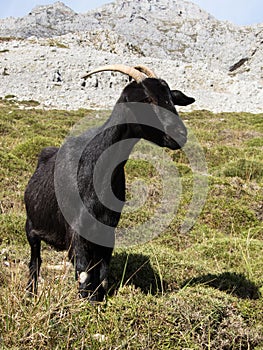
top-left (134, 65), bottom-right (157, 78)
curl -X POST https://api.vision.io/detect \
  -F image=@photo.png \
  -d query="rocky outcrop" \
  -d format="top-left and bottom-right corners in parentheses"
top-left (0, 0), bottom-right (262, 112)
top-left (0, 2), bottom-right (77, 38)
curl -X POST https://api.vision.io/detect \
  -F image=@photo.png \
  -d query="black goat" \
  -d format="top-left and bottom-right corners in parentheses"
top-left (24, 64), bottom-right (194, 301)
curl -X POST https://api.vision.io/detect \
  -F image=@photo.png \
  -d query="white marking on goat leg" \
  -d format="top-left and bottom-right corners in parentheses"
top-left (100, 263), bottom-right (108, 289)
top-left (79, 271), bottom-right (88, 284)
top-left (102, 278), bottom-right (108, 290)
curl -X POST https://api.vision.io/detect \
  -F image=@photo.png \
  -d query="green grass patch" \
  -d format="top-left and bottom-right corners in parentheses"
top-left (0, 102), bottom-right (262, 349)
top-left (223, 158), bottom-right (263, 181)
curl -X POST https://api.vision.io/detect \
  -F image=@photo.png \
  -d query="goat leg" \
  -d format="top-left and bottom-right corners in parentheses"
top-left (26, 220), bottom-right (42, 295)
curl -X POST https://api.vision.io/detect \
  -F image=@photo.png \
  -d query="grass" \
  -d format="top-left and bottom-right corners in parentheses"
top-left (0, 101), bottom-right (262, 349)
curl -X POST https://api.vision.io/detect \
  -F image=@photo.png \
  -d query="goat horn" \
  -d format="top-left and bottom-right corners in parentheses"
top-left (81, 64), bottom-right (145, 83)
top-left (134, 65), bottom-right (157, 78)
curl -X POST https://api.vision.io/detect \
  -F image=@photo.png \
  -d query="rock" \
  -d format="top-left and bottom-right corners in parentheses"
top-left (0, 0), bottom-right (262, 113)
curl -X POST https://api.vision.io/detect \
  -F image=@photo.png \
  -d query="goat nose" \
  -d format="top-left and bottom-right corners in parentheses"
top-left (180, 126), bottom-right (188, 139)
top-left (167, 123), bottom-right (187, 138)
top-left (166, 125), bottom-right (187, 147)
top-left (177, 131), bottom-right (187, 147)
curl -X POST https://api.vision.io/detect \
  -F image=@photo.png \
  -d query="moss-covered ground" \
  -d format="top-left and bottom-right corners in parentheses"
top-left (0, 98), bottom-right (262, 349)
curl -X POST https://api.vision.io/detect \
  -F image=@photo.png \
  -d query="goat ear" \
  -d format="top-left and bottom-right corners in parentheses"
top-left (171, 90), bottom-right (195, 106)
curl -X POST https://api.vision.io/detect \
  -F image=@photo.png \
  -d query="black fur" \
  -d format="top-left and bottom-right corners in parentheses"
top-left (24, 77), bottom-right (194, 301)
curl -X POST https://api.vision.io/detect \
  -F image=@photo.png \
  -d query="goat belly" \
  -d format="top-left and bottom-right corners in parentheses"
top-left (25, 158), bottom-right (69, 250)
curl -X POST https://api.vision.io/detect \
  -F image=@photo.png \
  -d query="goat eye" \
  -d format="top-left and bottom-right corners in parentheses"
top-left (141, 97), bottom-right (153, 103)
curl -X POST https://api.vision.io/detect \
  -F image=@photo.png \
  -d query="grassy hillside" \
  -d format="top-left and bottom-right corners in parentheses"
top-left (0, 98), bottom-right (263, 349)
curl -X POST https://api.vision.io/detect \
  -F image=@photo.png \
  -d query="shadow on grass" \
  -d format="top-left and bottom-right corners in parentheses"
top-left (182, 272), bottom-right (261, 300)
top-left (108, 252), bottom-right (167, 296)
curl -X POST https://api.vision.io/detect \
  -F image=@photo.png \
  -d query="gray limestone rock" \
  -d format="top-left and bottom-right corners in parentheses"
top-left (0, 0), bottom-right (262, 112)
